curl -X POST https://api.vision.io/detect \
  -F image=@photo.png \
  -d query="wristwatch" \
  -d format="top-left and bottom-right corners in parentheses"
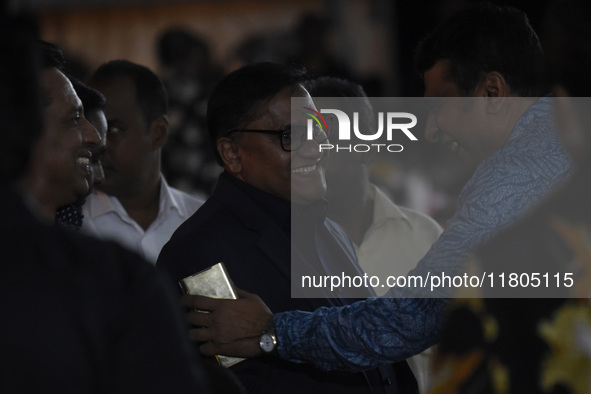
top-left (259, 317), bottom-right (277, 354)
top-left (259, 331), bottom-right (277, 353)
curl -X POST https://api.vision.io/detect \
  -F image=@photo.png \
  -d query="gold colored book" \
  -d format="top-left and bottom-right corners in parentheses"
top-left (179, 262), bottom-right (245, 368)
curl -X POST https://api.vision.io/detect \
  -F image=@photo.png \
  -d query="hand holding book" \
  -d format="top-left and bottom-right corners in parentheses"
top-left (180, 263), bottom-right (274, 362)
top-left (182, 288), bottom-right (273, 358)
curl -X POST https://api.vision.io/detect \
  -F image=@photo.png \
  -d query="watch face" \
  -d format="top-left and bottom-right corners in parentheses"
top-left (259, 333), bottom-right (276, 353)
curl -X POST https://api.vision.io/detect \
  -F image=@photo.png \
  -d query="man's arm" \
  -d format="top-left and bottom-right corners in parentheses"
top-left (186, 134), bottom-right (571, 370)
top-left (184, 290), bottom-right (445, 371)
top-left (274, 297), bottom-right (445, 370)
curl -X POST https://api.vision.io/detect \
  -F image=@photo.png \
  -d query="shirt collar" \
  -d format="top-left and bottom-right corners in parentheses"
top-left (371, 184), bottom-right (411, 228)
top-left (87, 174), bottom-right (181, 219)
top-left (158, 175), bottom-right (186, 216)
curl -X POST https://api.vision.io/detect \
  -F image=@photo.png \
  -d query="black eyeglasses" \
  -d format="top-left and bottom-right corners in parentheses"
top-left (229, 123), bottom-right (329, 152)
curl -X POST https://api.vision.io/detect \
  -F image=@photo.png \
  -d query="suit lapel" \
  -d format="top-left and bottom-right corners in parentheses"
top-left (213, 174), bottom-right (292, 281)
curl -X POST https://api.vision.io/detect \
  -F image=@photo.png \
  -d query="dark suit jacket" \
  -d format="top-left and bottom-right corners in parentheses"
top-left (157, 172), bottom-right (412, 393)
top-left (0, 188), bottom-right (208, 393)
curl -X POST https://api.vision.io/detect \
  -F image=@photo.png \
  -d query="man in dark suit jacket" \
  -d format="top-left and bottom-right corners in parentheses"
top-left (157, 62), bottom-right (417, 393)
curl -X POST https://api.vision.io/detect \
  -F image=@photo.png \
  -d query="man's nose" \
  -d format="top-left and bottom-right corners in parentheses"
top-left (82, 119), bottom-right (101, 145)
top-left (297, 135), bottom-right (324, 159)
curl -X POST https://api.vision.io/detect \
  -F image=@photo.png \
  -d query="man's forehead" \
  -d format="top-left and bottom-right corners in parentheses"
top-left (248, 85), bottom-right (313, 127)
top-left (93, 76), bottom-right (139, 113)
top-left (43, 68), bottom-right (82, 110)
top-left (254, 91), bottom-right (291, 122)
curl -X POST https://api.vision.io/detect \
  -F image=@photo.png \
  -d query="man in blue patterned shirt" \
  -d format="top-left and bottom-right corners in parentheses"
top-left (186, 4), bottom-right (572, 372)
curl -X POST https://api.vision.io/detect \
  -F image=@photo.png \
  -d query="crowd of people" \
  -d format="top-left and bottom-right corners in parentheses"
top-left (2, 0), bottom-right (590, 393)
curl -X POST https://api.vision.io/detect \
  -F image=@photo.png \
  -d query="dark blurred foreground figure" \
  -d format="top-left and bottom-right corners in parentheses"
top-left (0, 22), bottom-right (210, 393)
top-left (430, 1), bottom-right (591, 393)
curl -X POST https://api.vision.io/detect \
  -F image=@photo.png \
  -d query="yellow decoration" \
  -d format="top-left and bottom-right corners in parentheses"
top-left (552, 217), bottom-right (591, 299)
top-left (538, 302), bottom-right (591, 394)
top-left (489, 356), bottom-right (509, 394)
top-left (482, 315), bottom-right (499, 343)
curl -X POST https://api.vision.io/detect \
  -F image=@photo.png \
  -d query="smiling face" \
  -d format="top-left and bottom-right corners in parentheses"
top-left (423, 60), bottom-right (507, 171)
top-left (229, 85), bottom-right (327, 205)
top-left (30, 69), bottom-right (100, 208)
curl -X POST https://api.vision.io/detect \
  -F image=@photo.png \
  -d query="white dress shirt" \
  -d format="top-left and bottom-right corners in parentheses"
top-left (355, 184), bottom-right (443, 296)
top-left (82, 176), bottom-right (204, 264)
top-left (353, 184), bottom-right (442, 394)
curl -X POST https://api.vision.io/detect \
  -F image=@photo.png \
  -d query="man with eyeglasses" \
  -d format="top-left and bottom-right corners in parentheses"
top-left (157, 62), bottom-right (418, 394)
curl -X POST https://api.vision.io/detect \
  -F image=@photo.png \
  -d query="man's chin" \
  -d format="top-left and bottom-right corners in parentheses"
top-left (292, 172), bottom-right (326, 202)
top-left (72, 185), bottom-right (91, 209)
top-left (75, 195), bottom-right (88, 209)
top-left (291, 187), bottom-right (327, 206)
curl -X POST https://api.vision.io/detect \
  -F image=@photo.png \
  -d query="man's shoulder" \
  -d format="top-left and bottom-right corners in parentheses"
top-left (156, 193), bottom-right (261, 282)
top-left (372, 185), bottom-right (442, 236)
top-left (0, 197), bottom-right (208, 392)
top-left (396, 205), bottom-right (443, 236)
top-left (492, 99), bottom-right (570, 173)
top-left (7, 217), bottom-right (154, 293)
top-left (164, 195), bottom-right (239, 246)
top-left (462, 129), bottom-right (570, 202)
top-left (166, 185), bottom-right (205, 216)
top-left (64, 227), bottom-right (152, 274)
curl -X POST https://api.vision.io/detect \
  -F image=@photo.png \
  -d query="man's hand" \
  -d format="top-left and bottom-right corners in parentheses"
top-left (181, 288), bottom-right (274, 358)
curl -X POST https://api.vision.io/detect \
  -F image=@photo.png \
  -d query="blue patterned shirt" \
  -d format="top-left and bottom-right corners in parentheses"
top-left (274, 98), bottom-right (572, 370)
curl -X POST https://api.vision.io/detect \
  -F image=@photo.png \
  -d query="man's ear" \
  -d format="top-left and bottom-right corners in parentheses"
top-left (478, 72), bottom-right (507, 97)
top-left (217, 137), bottom-right (242, 175)
top-left (475, 71), bottom-right (507, 113)
top-left (150, 114), bottom-right (169, 150)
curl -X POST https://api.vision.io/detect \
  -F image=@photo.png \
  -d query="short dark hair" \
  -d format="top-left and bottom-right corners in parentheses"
top-left (0, 22), bottom-right (44, 184)
top-left (38, 40), bottom-right (66, 71)
top-left (91, 60), bottom-right (168, 127)
top-left (304, 76), bottom-right (367, 99)
top-left (68, 75), bottom-right (106, 115)
top-left (543, 0), bottom-right (591, 97)
top-left (415, 3), bottom-right (546, 97)
top-left (207, 62), bottom-right (308, 165)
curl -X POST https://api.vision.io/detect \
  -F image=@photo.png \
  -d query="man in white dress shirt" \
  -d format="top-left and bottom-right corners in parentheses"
top-left (305, 76), bottom-right (442, 393)
top-left (305, 77), bottom-right (443, 296)
top-left (82, 60), bottom-right (203, 263)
